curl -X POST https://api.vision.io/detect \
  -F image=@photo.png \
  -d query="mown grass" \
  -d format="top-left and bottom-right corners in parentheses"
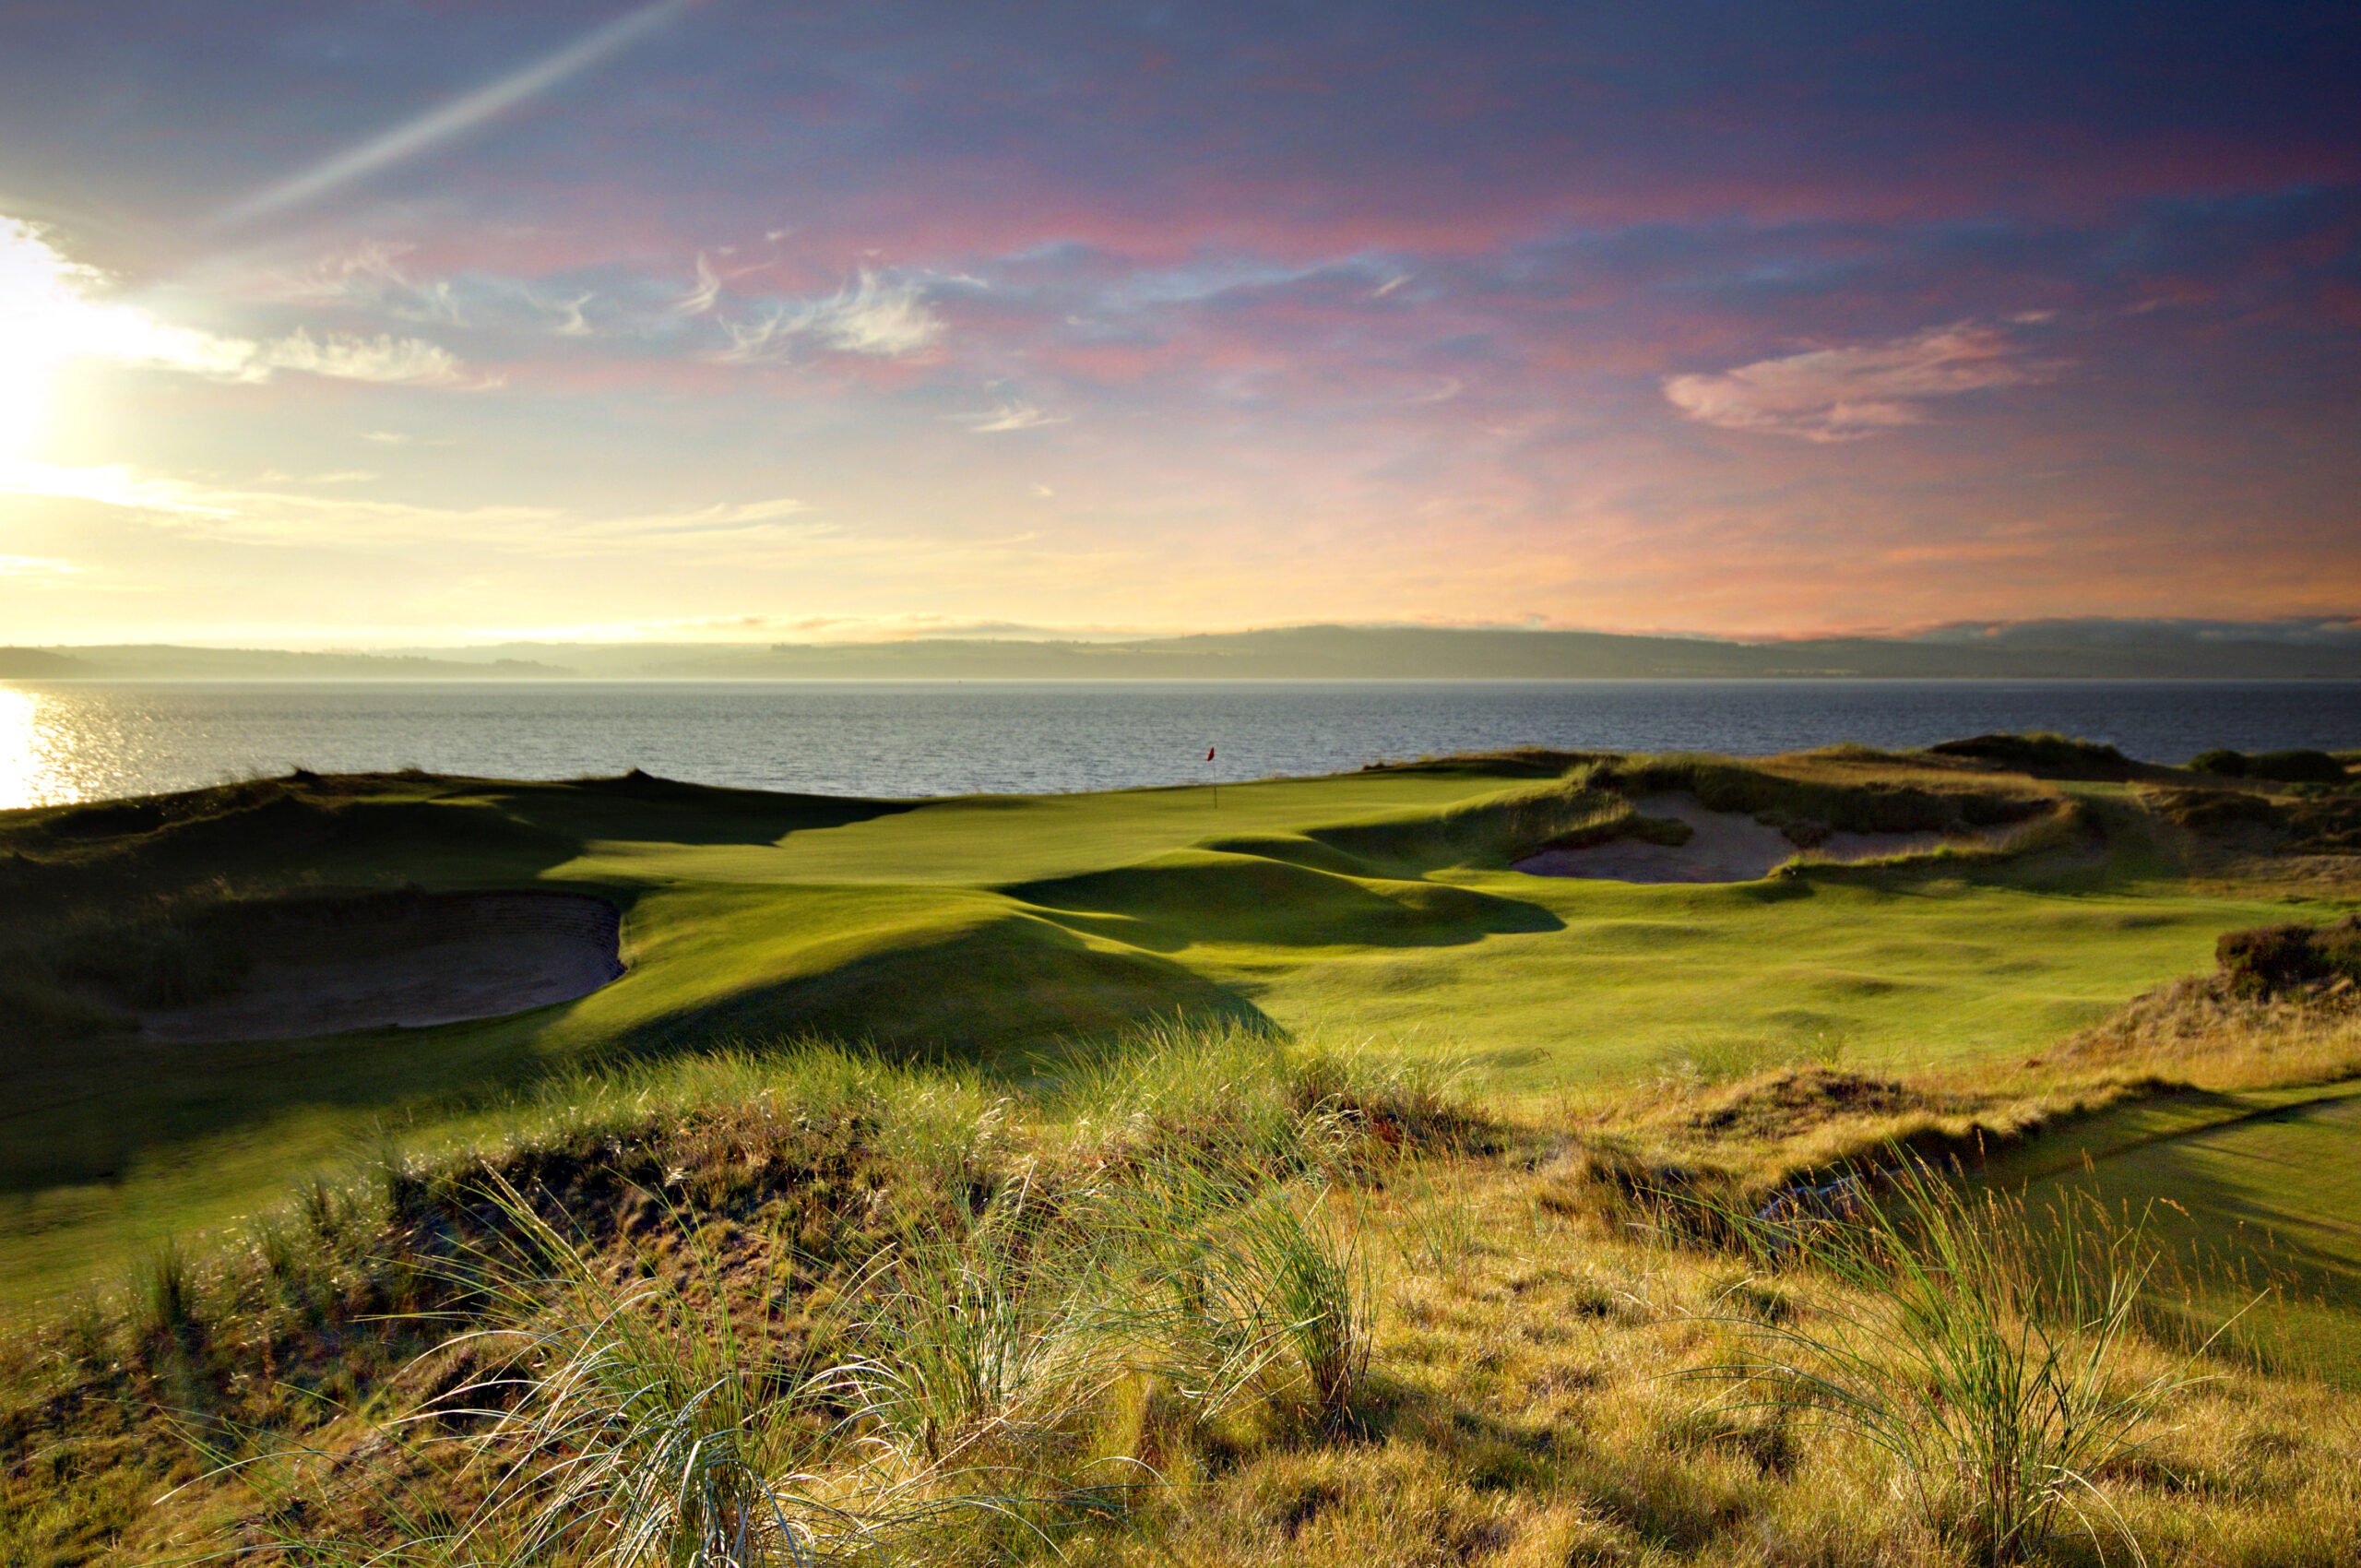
top-left (0, 748), bottom-right (2345, 1312)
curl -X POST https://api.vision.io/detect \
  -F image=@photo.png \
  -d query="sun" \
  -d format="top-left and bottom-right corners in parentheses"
top-left (0, 219), bottom-right (82, 460)
top-left (0, 218), bottom-right (260, 463)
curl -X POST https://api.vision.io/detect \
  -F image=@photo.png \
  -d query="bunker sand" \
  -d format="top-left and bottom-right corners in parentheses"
top-left (1513, 791), bottom-right (2011, 884)
top-left (130, 891), bottom-right (624, 1043)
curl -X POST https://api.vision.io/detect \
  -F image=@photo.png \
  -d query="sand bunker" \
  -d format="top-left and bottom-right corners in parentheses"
top-left (1513, 793), bottom-right (2011, 885)
top-left (132, 891), bottom-right (624, 1043)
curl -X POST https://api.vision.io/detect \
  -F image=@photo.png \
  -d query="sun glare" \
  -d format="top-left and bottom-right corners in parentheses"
top-left (0, 220), bottom-right (77, 460)
top-left (0, 218), bottom-right (256, 460)
top-left (0, 686), bottom-right (68, 810)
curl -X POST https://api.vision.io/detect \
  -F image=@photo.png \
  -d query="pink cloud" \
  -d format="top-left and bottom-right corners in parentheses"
top-left (1662, 322), bottom-right (2058, 441)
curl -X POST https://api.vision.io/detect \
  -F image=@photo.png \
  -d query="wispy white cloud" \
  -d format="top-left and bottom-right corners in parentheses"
top-left (674, 253), bottom-right (727, 316)
top-left (0, 460), bottom-right (235, 514)
top-left (1662, 321), bottom-right (2056, 442)
top-left (541, 291), bottom-right (596, 337)
top-left (0, 552), bottom-right (81, 576)
top-left (266, 241), bottom-right (469, 326)
top-left (955, 396), bottom-right (1067, 433)
top-left (594, 498), bottom-right (813, 538)
top-left (0, 459), bottom-right (815, 558)
top-left (714, 315), bottom-right (789, 361)
top-left (714, 268), bottom-right (944, 362)
top-left (266, 244), bottom-right (599, 339)
top-left (259, 240), bottom-right (415, 301)
top-left (258, 328), bottom-right (467, 384)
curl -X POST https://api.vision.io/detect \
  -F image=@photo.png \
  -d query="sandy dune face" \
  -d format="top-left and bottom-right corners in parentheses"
top-left (1513, 793), bottom-right (2003, 884)
top-left (131, 891), bottom-right (624, 1043)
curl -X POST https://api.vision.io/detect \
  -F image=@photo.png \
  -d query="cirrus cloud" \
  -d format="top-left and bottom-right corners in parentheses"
top-left (1662, 321), bottom-right (2058, 442)
top-left (954, 396), bottom-right (1068, 434)
top-left (255, 328), bottom-right (466, 385)
top-left (713, 268), bottom-right (945, 362)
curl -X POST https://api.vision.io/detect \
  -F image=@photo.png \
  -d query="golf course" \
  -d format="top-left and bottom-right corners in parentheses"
top-left (5, 735), bottom-right (2358, 1565)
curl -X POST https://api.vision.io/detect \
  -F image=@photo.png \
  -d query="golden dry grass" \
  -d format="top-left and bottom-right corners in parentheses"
top-left (1020, 1150), bottom-right (2361, 1568)
top-left (11, 917), bottom-right (2361, 1566)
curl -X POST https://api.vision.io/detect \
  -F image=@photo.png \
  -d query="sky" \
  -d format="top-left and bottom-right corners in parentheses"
top-left (0, 0), bottom-right (2355, 647)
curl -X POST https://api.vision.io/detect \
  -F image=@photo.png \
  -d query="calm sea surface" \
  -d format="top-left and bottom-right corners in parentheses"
top-left (4, 680), bottom-right (2359, 810)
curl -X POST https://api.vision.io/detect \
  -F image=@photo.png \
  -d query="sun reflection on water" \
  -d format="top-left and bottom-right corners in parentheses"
top-left (0, 685), bottom-right (74, 810)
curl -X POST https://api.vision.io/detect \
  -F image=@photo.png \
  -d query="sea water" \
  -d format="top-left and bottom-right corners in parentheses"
top-left (4, 679), bottom-right (2358, 810)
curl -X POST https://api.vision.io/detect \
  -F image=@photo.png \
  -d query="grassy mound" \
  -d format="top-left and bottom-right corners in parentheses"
top-left (1925, 731), bottom-right (2153, 781)
top-left (1585, 751), bottom-right (2055, 835)
top-left (595, 885), bottom-right (1270, 1056)
top-left (2190, 748), bottom-right (2354, 785)
top-left (8, 1031), bottom-right (2360, 1568)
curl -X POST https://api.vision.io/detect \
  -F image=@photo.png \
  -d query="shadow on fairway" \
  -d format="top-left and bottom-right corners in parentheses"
top-left (1002, 851), bottom-right (1566, 953)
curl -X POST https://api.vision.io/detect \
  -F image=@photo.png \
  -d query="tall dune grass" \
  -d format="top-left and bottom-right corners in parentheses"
top-left (1691, 1158), bottom-right (2202, 1565)
top-left (823, 1182), bottom-right (1132, 1467)
top-left (370, 1176), bottom-right (1000, 1568)
top-left (240, 1028), bottom-right (1401, 1564)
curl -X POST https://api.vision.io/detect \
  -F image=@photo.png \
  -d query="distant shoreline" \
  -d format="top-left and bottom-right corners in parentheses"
top-left (8, 622), bottom-right (2361, 683)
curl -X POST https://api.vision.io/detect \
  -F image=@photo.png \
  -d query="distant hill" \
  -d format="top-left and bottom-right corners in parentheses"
top-left (6, 621), bottom-right (2359, 681)
top-left (0, 648), bottom-right (89, 678)
top-left (555, 621), bottom-right (2361, 680)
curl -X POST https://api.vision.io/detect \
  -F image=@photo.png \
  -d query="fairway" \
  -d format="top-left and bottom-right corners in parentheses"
top-left (1206, 873), bottom-right (2256, 1093)
top-left (1984, 1081), bottom-right (2361, 1384)
top-left (0, 747), bottom-right (2351, 1309)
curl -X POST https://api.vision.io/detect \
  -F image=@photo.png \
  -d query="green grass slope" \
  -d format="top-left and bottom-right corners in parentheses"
top-left (0, 745), bottom-right (2352, 1311)
top-left (1985, 1081), bottom-right (2361, 1385)
top-left (1232, 873), bottom-right (2273, 1093)
top-left (561, 881), bottom-right (1269, 1054)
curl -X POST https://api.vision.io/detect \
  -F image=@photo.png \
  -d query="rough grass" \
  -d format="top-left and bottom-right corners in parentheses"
top-left (8, 1027), bottom-right (2361, 1567)
top-left (1570, 955), bottom-right (2361, 1393)
top-left (1922, 731), bottom-right (2154, 780)
top-left (0, 1029), bottom-right (1427, 1565)
top-left (1731, 1158), bottom-right (2244, 1565)
top-left (1584, 750), bottom-right (2058, 835)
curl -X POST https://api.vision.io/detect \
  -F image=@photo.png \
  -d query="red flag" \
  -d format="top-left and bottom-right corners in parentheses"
top-left (1205, 746), bottom-right (1216, 761)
